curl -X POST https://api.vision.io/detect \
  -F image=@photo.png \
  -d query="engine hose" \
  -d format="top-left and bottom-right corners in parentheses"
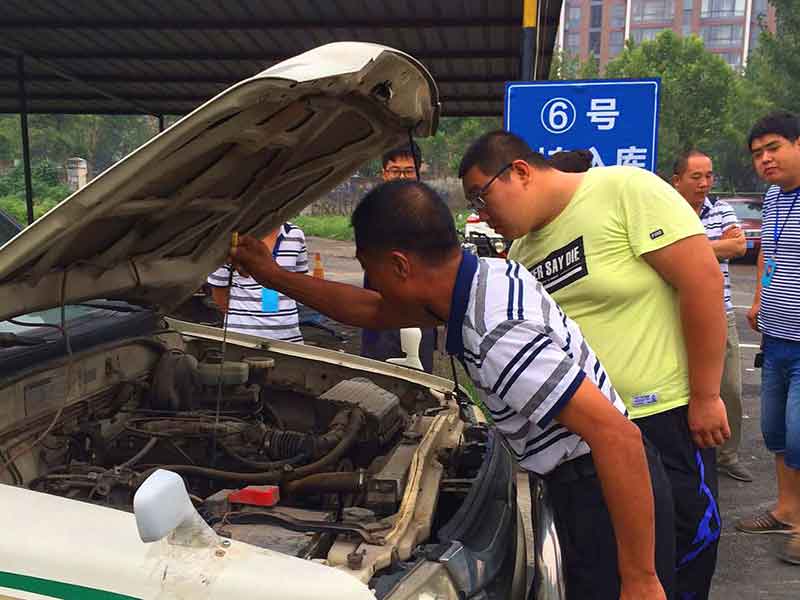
top-left (287, 408), bottom-right (364, 480)
top-left (219, 440), bottom-right (308, 471)
top-left (118, 437), bottom-right (158, 470)
top-left (136, 408), bottom-right (365, 486)
top-left (265, 430), bottom-right (313, 460)
top-left (282, 470), bottom-right (368, 497)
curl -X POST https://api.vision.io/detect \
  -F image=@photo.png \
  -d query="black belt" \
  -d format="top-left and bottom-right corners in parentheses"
top-left (543, 452), bottom-right (596, 485)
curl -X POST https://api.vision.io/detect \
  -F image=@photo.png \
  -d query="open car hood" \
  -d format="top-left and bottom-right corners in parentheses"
top-left (0, 42), bottom-right (439, 322)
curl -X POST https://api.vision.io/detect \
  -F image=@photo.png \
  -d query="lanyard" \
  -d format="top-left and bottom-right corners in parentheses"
top-left (773, 192), bottom-right (800, 256)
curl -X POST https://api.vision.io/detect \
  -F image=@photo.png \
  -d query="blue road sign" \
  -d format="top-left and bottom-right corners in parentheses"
top-left (504, 79), bottom-right (660, 172)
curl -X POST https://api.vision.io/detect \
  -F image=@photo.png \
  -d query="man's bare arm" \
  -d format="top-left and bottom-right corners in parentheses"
top-left (643, 234), bottom-right (730, 448)
top-left (747, 249), bottom-right (764, 331)
top-left (231, 235), bottom-right (439, 330)
top-left (557, 379), bottom-right (665, 600)
top-left (709, 226), bottom-right (746, 260)
top-left (210, 286), bottom-right (229, 313)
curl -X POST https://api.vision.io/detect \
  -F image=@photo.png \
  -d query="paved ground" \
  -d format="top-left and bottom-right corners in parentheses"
top-left (305, 237), bottom-right (800, 598)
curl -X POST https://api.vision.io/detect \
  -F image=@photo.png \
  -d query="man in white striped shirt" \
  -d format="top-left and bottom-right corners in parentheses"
top-left (231, 181), bottom-right (675, 599)
top-left (208, 223), bottom-right (308, 343)
top-left (738, 112), bottom-right (800, 565)
top-left (672, 149), bottom-right (751, 482)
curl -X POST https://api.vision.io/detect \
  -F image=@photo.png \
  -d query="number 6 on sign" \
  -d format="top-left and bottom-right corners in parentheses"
top-left (541, 97), bottom-right (576, 134)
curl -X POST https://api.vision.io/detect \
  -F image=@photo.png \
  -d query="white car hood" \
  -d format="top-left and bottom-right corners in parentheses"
top-left (0, 42), bottom-right (439, 322)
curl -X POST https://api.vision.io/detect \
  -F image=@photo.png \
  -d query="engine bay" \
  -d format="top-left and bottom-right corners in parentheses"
top-left (0, 334), bottom-right (489, 575)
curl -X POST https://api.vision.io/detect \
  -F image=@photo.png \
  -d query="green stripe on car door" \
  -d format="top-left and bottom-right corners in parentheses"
top-left (0, 571), bottom-right (140, 600)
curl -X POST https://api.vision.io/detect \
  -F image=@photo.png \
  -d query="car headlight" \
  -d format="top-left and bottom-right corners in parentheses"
top-left (493, 239), bottom-right (506, 254)
top-left (384, 562), bottom-right (459, 600)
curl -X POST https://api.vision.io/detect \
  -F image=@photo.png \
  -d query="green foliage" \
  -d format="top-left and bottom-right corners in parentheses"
top-left (416, 117), bottom-right (503, 178)
top-left (0, 162), bottom-right (72, 222)
top-left (293, 215), bottom-right (354, 241)
top-left (749, 0), bottom-right (800, 115)
top-left (605, 31), bottom-right (736, 177)
top-left (549, 31), bottom-right (779, 190)
top-left (0, 114), bottom-right (157, 172)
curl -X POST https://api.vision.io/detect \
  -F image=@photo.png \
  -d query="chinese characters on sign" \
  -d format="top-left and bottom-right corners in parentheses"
top-left (505, 79), bottom-right (660, 172)
top-left (586, 98), bottom-right (619, 131)
top-left (536, 144), bottom-right (650, 167)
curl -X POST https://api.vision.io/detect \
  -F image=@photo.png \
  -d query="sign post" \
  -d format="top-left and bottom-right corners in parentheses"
top-left (504, 79), bottom-right (660, 172)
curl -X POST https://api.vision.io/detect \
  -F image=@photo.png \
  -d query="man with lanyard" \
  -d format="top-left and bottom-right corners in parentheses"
top-left (738, 112), bottom-right (800, 565)
top-left (231, 180), bottom-right (674, 599)
top-left (458, 130), bottom-right (729, 599)
top-left (360, 142), bottom-right (437, 372)
top-left (208, 223), bottom-right (308, 342)
top-left (672, 149), bottom-right (752, 482)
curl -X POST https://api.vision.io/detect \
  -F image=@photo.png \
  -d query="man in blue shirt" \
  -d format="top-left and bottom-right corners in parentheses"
top-left (232, 181), bottom-right (675, 599)
top-left (738, 112), bottom-right (800, 565)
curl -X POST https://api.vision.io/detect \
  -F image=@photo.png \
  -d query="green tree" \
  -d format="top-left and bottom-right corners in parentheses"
top-left (415, 117), bottom-right (502, 178)
top-left (605, 31), bottom-right (736, 176)
top-left (749, 0), bottom-right (800, 115)
top-left (549, 51), bottom-right (601, 81)
top-left (0, 114), bottom-right (157, 175)
top-left (710, 74), bottom-right (774, 192)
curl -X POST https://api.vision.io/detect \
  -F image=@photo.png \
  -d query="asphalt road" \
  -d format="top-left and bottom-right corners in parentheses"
top-left (304, 237), bottom-right (799, 598)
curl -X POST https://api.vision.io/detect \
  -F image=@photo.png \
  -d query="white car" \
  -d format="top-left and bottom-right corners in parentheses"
top-left (0, 43), bottom-right (563, 600)
top-left (463, 213), bottom-right (510, 258)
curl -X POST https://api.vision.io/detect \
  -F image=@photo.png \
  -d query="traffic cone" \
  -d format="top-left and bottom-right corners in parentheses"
top-left (312, 252), bottom-right (325, 278)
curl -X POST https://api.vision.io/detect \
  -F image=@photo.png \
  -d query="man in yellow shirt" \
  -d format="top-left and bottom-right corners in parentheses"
top-left (459, 130), bottom-right (729, 599)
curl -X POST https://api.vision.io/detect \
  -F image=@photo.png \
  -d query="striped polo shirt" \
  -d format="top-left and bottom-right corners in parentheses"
top-left (207, 223), bottom-right (308, 343)
top-left (447, 252), bottom-right (627, 475)
top-left (758, 185), bottom-right (800, 342)
top-left (699, 197), bottom-right (739, 313)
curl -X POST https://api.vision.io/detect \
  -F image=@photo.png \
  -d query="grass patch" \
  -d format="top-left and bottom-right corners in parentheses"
top-left (296, 210), bottom-right (473, 242)
top-left (293, 215), bottom-right (354, 241)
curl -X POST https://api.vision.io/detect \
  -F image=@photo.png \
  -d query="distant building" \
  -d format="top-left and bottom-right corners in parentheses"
top-left (557, 0), bottom-right (778, 69)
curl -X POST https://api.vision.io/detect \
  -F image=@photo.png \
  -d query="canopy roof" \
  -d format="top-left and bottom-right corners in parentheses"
top-left (0, 0), bottom-right (562, 117)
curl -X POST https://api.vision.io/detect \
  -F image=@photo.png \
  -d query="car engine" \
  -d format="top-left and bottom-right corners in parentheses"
top-left (2, 340), bottom-right (490, 568)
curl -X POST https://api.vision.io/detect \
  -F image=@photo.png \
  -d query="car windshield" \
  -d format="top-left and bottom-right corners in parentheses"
top-left (729, 202), bottom-right (763, 220)
top-left (0, 301), bottom-right (144, 338)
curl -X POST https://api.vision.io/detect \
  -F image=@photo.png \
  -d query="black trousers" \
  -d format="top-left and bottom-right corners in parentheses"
top-left (636, 406), bottom-right (720, 600)
top-left (543, 439), bottom-right (676, 600)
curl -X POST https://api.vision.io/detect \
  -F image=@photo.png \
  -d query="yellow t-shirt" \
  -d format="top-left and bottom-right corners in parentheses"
top-left (508, 166), bottom-right (705, 419)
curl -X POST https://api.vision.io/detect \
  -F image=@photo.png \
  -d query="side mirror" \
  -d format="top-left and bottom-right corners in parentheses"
top-left (134, 469), bottom-right (218, 547)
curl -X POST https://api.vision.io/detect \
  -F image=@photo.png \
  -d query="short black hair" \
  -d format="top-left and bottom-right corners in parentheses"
top-left (549, 149), bottom-right (593, 173)
top-left (351, 180), bottom-right (459, 264)
top-left (672, 148), bottom-right (709, 176)
top-left (748, 111), bottom-right (800, 149)
top-left (458, 130), bottom-right (549, 179)
top-left (382, 141), bottom-right (422, 169)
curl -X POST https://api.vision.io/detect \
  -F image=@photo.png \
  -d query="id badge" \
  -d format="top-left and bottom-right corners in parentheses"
top-left (762, 257), bottom-right (778, 288)
top-left (261, 288), bottom-right (280, 313)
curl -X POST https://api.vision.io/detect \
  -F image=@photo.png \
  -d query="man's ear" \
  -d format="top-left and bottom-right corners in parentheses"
top-left (671, 174), bottom-right (680, 188)
top-left (511, 159), bottom-right (533, 187)
top-left (389, 251), bottom-right (412, 280)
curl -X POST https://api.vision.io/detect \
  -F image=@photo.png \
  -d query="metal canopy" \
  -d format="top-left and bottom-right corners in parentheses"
top-left (0, 0), bottom-right (562, 118)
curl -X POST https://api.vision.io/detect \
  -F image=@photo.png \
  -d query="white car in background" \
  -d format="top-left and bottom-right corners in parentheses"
top-left (463, 213), bottom-right (511, 258)
top-left (0, 43), bottom-right (564, 600)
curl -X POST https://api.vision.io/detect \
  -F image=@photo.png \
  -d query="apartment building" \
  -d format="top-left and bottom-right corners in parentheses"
top-left (557, 0), bottom-right (778, 69)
